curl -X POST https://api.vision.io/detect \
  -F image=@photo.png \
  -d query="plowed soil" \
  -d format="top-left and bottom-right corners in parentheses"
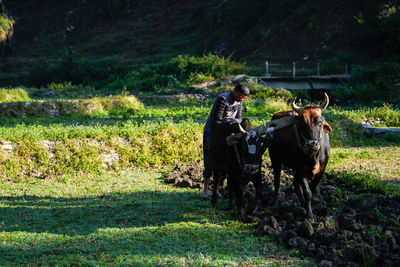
top-left (164, 161), bottom-right (400, 266)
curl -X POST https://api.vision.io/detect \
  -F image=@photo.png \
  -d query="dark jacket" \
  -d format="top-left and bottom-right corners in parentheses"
top-left (204, 91), bottom-right (242, 133)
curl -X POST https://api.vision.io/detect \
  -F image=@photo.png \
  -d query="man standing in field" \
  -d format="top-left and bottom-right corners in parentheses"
top-left (202, 83), bottom-right (250, 199)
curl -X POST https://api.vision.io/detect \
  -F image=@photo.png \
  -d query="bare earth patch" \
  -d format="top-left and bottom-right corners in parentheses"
top-left (164, 162), bottom-right (400, 266)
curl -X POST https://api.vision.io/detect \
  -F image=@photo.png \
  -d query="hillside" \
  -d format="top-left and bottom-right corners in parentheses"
top-left (1, 0), bottom-right (399, 84)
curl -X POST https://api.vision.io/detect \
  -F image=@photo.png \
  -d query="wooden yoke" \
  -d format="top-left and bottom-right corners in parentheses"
top-left (226, 116), bottom-right (296, 146)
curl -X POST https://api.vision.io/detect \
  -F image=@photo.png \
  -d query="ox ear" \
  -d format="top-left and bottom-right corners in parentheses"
top-left (322, 121), bottom-right (332, 133)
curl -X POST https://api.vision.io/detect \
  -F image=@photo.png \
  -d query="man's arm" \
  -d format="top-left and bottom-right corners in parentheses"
top-left (235, 104), bottom-right (242, 120)
top-left (212, 96), bottom-right (227, 125)
top-left (213, 96), bottom-right (242, 126)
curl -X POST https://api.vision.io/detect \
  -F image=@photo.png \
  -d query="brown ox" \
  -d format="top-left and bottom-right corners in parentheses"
top-left (269, 93), bottom-right (332, 219)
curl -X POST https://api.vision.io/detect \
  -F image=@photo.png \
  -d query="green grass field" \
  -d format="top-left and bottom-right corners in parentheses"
top-left (0, 91), bottom-right (399, 265)
top-left (0, 170), bottom-right (308, 266)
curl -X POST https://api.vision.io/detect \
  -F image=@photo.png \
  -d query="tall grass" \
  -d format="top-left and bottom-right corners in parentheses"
top-left (0, 120), bottom-right (203, 179)
top-left (0, 88), bottom-right (31, 102)
top-left (0, 96), bottom-right (399, 184)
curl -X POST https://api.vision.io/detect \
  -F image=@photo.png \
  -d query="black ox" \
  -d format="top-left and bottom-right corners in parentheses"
top-left (269, 93), bottom-right (332, 219)
top-left (210, 119), bottom-right (269, 220)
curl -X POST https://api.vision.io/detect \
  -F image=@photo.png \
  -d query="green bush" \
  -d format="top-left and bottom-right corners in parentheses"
top-left (171, 54), bottom-right (246, 82)
top-left (186, 73), bottom-right (214, 85)
top-left (332, 62), bottom-right (400, 105)
top-left (26, 52), bottom-right (121, 87)
top-left (46, 82), bottom-right (98, 98)
top-left (0, 88), bottom-right (31, 103)
top-left (248, 82), bottom-right (292, 100)
top-left (114, 54), bottom-right (247, 92)
top-left (0, 121), bottom-right (202, 179)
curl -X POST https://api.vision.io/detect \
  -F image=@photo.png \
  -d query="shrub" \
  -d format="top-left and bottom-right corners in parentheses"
top-left (26, 52), bottom-right (121, 87)
top-left (0, 121), bottom-right (203, 179)
top-left (186, 73), bottom-right (214, 85)
top-left (248, 82), bottom-right (292, 100)
top-left (0, 88), bottom-right (31, 103)
top-left (46, 82), bottom-right (98, 98)
top-left (171, 54), bottom-right (246, 82)
top-left (332, 62), bottom-right (400, 105)
top-left (244, 97), bottom-right (291, 119)
top-left (114, 54), bottom-right (247, 92)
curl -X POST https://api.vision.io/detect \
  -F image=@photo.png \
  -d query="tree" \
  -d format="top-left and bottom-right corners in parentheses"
top-left (0, 0), bottom-right (14, 62)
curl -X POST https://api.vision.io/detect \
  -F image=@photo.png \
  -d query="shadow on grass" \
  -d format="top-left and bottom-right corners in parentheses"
top-left (327, 170), bottom-right (400, 197)
top-left (325, 110), bottom-right (400, 147)
top-left (0, 190), bottom-right (227, 236)
top-left (0, 190), bottom-right (290, 265)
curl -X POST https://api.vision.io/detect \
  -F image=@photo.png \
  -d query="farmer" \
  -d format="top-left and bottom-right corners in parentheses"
top-left (202, 83), bottom-right (250, 199)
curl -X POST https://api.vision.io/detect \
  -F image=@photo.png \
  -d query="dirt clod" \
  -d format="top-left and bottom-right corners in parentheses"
top-left (164, 161), bottom-right (400, 266)
top-left (288, 236), bottom-right (307, 248)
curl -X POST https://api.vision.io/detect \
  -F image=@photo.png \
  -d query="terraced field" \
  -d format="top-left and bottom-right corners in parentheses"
top-left (0, 88), bottom-right (399, 265)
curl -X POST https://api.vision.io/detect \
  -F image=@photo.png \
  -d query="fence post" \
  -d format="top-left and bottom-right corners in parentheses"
top-left (292, 62), bottom-right (296, 78)
top-left (317, 62), bottom-right (320, 77)
top-left (265, 61), bottom-right (271, 77)
top-left (345, 64), bottom-right (348, 74)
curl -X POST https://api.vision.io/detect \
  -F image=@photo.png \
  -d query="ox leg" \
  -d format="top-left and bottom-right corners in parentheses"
top-left (253, 167), bottom-right (263, 200)
top-left (226, 175), bottom-right (233, 209)
top-left (232, 180), bottom-right (245, 221)
top-left (293, 175), bottom-right (305, 207)
top-left (300, 178), bottom-right (314, 219)
top-left (211, 171), bottom-right (220, 208)
top-left (272, 164), bottom-right (282, 208)
top-left (202, 177), bottom-right (211, 199)
top-left (309, 171), bottom-right (324, 194)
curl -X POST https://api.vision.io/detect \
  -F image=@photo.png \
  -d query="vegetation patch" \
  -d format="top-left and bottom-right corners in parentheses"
top-left (0, 170), bottom-right (306, 266)
top-left (332, 62), bottom-right (400, 105)
top-left (0, 94), bottom-right (143, 117)
top-left (0, 88), bottom-right (31, 103)
top-left (0, 121), bottom-right (202, 180)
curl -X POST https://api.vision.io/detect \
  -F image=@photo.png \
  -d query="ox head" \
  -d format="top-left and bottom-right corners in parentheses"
top-left (237, 119), bottom-right (270, 176)
top-left (291, 93), bottom-right (332, 158)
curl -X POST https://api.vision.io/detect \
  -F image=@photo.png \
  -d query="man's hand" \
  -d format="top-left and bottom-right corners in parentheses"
top-left (238, 124), bottom-right (247, 134)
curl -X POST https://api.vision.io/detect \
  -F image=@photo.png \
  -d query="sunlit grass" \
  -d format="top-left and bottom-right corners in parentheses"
top-left (0, 88), bottom-right (32, 103)
top-left (326, 146), bottom-right (400, 196)
top-left (0, 170), bottom-right (306, 266)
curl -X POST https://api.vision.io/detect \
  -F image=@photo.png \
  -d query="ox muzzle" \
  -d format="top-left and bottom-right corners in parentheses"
top-left (303, 140), bottom-right (321, 157)
top-left (294, 123), bottom-right (323, 158)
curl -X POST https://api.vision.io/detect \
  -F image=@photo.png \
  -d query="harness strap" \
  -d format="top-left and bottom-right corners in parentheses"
top-left (293, 123), bottom-right (302, 148)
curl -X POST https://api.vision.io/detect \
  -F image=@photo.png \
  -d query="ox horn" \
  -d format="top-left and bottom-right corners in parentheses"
top-left (319, 92), bottom-right (329, 110)
top-left (291, 97), bottom-right (302, 114)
